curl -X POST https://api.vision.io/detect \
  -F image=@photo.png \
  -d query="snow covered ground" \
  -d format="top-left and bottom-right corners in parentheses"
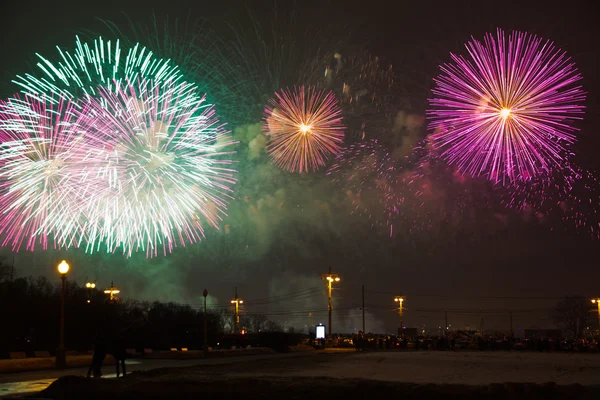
top-left (231, 350), bottom-right (600, 385)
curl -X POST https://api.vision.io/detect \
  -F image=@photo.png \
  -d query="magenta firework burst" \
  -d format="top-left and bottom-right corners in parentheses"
top-left (263, 86), bottom-right (344, 173)
top-left (0, 96), bottom-right (101, 251)
top-left (427, 29), bottom-right (586, 183)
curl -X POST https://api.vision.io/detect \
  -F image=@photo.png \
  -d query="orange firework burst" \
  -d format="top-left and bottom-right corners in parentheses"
top-left (263, 86), bottom-right (344, 173)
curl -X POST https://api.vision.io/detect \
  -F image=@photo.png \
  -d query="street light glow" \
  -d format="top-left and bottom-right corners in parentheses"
top-left (57, 260), bottom-right (69, 275)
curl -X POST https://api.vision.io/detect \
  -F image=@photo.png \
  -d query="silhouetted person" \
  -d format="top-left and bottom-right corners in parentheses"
top-left (87, 334), bottom-right (106, 378)
top-left (112, 336), bottom-right (127, 378)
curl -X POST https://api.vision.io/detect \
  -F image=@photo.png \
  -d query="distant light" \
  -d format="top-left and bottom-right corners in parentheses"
top-left (334, 277), bottom-right (340, 282)
top-left (500, 108), bottom-right (511, 118)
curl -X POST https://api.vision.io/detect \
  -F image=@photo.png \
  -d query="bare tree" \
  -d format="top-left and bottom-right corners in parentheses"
top-left (553, 297), bottom-right (593, 338)
top-left (241, 314), bottom-right (268, 333)
top-left (0, 258), bottom-right (12, 283)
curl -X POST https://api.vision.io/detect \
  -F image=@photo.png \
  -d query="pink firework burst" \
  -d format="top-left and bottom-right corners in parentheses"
top-left (427, 29), bottom-right (586, 184)
top-left (0, 95), bottom-right (103, 251)
top-left (263, 86), bottom-right (344, 173)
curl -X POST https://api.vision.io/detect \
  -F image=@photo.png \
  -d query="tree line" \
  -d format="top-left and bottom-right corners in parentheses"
top-left (0, 272), bottom-right (288, 357)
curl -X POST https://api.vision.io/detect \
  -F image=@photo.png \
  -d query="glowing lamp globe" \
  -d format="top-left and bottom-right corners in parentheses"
top-left (57, 260), bottom-right (70, 275)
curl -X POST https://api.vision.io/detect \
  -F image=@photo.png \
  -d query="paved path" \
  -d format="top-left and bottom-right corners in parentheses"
top-left (0, 352), bottom-right (311, 398)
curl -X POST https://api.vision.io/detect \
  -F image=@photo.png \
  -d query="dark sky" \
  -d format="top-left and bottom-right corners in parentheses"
top-left (1, 0), bottom-right (599, 334)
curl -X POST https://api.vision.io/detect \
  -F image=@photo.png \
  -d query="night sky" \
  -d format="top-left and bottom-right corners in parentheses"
top-left (1, 0), bottom-right (599, 334)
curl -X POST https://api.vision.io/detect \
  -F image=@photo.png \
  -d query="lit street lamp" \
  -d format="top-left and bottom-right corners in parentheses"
top-left (321, 268), bottom-right (341, 340)
top-left (56, 260), bottom-right (69, 369)
top-left (104, 281), bottom-right (120, 303)
top-left (592, 299), bottom-right (600, 334)
top-left (85, 281), bottom-right (96, 304)
top-left (394, 296), bottom-right (405, 336)
top-left (231, 287), bottom-right (243, 334)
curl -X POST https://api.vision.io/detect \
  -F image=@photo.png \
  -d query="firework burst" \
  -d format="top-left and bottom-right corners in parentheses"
top-left (263, 86), bottom-right (344, 173)
top-left (84, 79), bottom-right (236, 257)
top-left (428, 29), bottom-right (586, 183)
top-left (0, 95), bottom-right (103, 251)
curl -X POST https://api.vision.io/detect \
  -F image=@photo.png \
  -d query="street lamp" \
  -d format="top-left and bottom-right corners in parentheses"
top-left (231, 287), bottom-right (243, 334)
top-left (394, 296), bottom-right (405, 336)
top-left (56, 260), bottom-right (69, 369)
top-left (85, 281), bottom-right (96, 304)
top-left (321, 268), bottom-right (341, 340)
top-left (104, 281), bottom-right (120, 303)
top-left (592, 299), bottom-right (600, 334)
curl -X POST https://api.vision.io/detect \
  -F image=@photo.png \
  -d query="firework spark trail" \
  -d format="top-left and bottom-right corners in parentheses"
top-left (328, 139), bottom-right (423, 234)
top-left (0, 95), bottom-right (107, 251)
top-left (83, 79), bottom-right (236, 257)
top-left (263, 86), bottom-right (344, 173)
top-left (13, 36), bottom-right (184, 103)
top-left (499, 161), bottom-right (600, 239)
top-left (428, 29), bottom-right (586, 184)
top-left (329, 139), bottom-right (501, 237)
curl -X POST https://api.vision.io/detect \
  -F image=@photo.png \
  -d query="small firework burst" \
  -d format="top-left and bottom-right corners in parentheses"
top-left (263, 86), bottom-right (344, 173)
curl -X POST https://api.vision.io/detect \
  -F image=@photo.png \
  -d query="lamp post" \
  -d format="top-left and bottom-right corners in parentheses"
top-left (394, 296), bottom-right (405, 337)
top-left (203, 289), bottom-right (209, 354)
top-left (56, 260), bottom-right (69, 369)
top-left (321, 268), bottom-right (340, 340)
top-left (231, 287), bottom-right (243, 334)
top-left (104, 281), bottom-right (120, 303)
top-left (85, 281), bottom-right (96, 304)
top-left (592, 299), bottom-right (600, 335)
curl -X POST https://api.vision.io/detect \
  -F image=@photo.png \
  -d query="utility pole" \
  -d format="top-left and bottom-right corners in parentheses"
top-left (479, 314), bottom-right (484, 337)
top-left (321, 267), bottom-right (340, 339)
top-left (203, 289), bottom-right (208, 352)
top-left (445, 311), bottom-right (448, 336)
top-left (231, 287), bottom-right (243, 334)
top-left (394, 296), bottom-right (405, 336)
top-left (361, 285), bottom-right (365, 334)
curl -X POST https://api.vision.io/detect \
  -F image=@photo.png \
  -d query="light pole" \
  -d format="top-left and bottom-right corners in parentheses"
top-left (321, 268), bottom-right (340, 340)
top-left (231, 287), bottom-right (243, 334)
top-left (104, 281), bottom-right (120, 303)
top-left (85, 281), bottom-right (96, 304)
top-left (56, 260), bottom-right (69, 369)
top-left (203, 288), bottom-right (209, 353)
top-left (592, 299), bottom-right (600, 335)
top-left (394, 296), bottom-right (405, 336)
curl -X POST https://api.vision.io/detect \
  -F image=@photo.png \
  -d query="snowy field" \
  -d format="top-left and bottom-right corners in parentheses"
top-left (230, 350), bottom-right (600, 385)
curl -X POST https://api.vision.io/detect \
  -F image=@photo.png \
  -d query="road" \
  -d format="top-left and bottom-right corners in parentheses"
top-left (0, 352), bottom-right (311, 398)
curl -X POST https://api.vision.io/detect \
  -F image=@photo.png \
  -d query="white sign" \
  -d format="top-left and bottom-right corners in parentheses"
top-left (316, 325), bottom-right (326, 339)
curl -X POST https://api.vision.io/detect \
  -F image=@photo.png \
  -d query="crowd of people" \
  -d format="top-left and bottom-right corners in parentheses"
top-left (332, 333), bottom-right (600, 353)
